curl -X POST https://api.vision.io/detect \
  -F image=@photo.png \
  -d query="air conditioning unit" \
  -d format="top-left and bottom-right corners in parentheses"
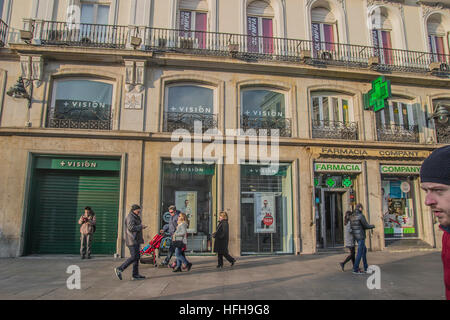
top-left (320, 50), bottom-right (333, 60)
top-left (368, 56), bottom-right (380, 67)
top-left (430, 62), bottom-right (450, 72)
top-left (178, 37), bottom-right (198, 49)
top-left (20, 30), bottom-right (33, 42)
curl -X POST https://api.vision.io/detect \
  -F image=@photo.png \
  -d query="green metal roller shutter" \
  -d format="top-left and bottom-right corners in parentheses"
top-left (28, 170), bottom-right (120, 254)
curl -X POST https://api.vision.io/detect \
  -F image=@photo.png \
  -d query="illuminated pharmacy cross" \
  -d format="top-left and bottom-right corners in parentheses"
top-left (342, 177), bottom-right (352, 188)
top-left (367, 77), bottom-right (391, 112)
top-left (326, 178), bottom-right (336, 188)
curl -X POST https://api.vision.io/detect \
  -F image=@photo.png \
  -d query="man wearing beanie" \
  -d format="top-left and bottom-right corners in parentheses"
top-left (114, 204), bottom-right (147, 281)
top-left (420, 145), bottom-right (450, 300)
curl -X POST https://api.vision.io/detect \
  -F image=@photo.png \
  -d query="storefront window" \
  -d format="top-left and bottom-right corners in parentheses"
top-left (240, 164), bottom-right (293, 254)
top-left (47, 79), bottom-right (113, 130)
top-left (160, 162), bottom-right (216, 253)
top-left (382, 175), bottom-right (418, 239)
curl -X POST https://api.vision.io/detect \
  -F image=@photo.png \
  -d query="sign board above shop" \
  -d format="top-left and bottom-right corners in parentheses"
top-left (314, 162), bottom-right (362, 173)
top-left (35, 157), bottom-right (121, 171)
top-left (164, 163), bottom-right (215, 175)
top-left (310, 147), bottom-right (431, 159)
top-left (380, 165), bottom-right (421, 175)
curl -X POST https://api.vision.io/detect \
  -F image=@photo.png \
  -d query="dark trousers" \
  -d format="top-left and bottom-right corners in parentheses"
top-left (163, 244), bottom-right (175, 264)
top-left (354, 239), bottom-right (368, 272)
top-left (80, 234), bottom-right (92, 257)
top-left (342, 246), bottom-right (355, 267)
top-left (119, 245), bottom-right (140, 277)
top-left (217, 250), bottom-right (235, 266)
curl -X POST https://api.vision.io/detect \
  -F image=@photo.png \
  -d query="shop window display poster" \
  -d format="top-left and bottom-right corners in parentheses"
top-left (382, 180), bottom-right (415, 236)
top-left (254, 192), bottom-right (276, 233)
top-left (175, 191), bottom-right (197, 233)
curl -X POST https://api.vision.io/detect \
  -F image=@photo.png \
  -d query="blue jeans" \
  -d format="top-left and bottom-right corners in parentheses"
top-left (175, 247), bottom-right (189, 268)
top-left (353, 239), bottom-right (368, 272)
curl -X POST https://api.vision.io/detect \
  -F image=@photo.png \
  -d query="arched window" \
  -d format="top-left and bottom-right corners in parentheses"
top-left (427, 13), bottom-right (448, 62)
top-left (164, 83), bottom-right (216, 132)
top-left (375, 97), bottom-right (420, 143)
top-left (311, 7), bottom-right (337, 53)
top-left (311, 92), bottom-right (357, 140)
top-left (370, 7), bottom-right (393, 65)
top-left (240, 87), bottom-right (290, 136)
top-left (178, 0), bottom-right (208, 48)
top-left (47, 78), bottom-right (114, 130)
top-left (246, 0), bottom-right (274, 54)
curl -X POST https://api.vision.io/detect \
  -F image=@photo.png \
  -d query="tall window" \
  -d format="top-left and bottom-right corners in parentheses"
top-left (47, 79), bottom-right (113, 130)
top-left (178, 0), bottom-right (208, 49)
top-left (427, 14), bottom-right (447, 63)
top-left (247, 0), bottom-right (274, 54)
top-left (79, 2), bottom-right (110, 44)
top-left (241, 88), bottom-right (290, 136)
top-left (311, 7), bottom-right (337, 53)
top-left (370, 9), bottom-right (393, 65)
top-left (375, 99), bottom-right (419, 142)
top-left (81, 2), bottom-right (110, 25)
top-left (0, 0), bottom-right (4, 19)
top-left (164, 84), bottom-right (216, 132)
top-left (311, 93), bottom-right (357, 140)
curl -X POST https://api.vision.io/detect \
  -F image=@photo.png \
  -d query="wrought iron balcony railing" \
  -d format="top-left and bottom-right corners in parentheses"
top-left (164, 112), bottom-right (218, 133)
top-left (240, 116), bottom-right (292, 137)
top-left (436, 124), bottom-right (450, 144)
top-left (376, 124), bottom-right (419, 143)
top-left (312, 120), bottom-right (358, 140)
top-left (0, 19), bottom-right (8, 47)
top-left (20, 19), bottom-right (450, 74)
top-left (26, 20), bottom-right (127, 48)
top-left (47, 117), bottom-right (112, 130)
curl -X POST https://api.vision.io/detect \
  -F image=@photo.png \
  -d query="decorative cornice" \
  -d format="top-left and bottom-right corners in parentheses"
top-left (367, 0), bottom-right (404, 8)
top-left (418, 1), bottom-right (450, 18)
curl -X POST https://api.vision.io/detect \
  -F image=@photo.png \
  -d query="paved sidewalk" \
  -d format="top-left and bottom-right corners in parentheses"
top-left (0, 250), bottom-right (446, 300)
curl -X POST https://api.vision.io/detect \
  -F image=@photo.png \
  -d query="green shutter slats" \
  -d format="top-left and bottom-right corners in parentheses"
top-left (29, 170), bottom-right (120, 254)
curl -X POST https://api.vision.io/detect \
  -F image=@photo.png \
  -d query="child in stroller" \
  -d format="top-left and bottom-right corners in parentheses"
top-left (140, 232), bottom-right (166, 267)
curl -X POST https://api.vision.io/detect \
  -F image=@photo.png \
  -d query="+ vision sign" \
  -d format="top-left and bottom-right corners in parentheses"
top-left (363, 76), bottom-right (392, 112)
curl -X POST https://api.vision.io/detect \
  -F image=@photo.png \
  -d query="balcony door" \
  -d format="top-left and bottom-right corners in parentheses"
top-left (80, 2), bottom-right (110, 44)
top-left (311, 7), bottom-right (337, 56)
top-left (246, 0), bottom-right (274, 54)
top-left (372, 29), bottom-right (393, 65)
top-left (179, 10), bottom-right (207, 49)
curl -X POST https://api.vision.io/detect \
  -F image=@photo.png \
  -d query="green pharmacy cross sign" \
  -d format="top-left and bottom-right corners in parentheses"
top-left (363, 76), bottom-right (392, 112)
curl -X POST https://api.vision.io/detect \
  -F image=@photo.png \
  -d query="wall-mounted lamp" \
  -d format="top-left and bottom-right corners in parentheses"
top-left (428, 104), bottom-right (449, 125)
top-left (7, 76), bottom-right (32, 108)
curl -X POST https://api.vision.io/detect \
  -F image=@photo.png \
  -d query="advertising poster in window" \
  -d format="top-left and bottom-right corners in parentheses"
top-left (175, 191), bottom-right (197, 233)
top-left (254, 192), bottom-right (276, 233)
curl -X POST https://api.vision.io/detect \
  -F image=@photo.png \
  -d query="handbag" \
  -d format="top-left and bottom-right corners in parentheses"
top-left (172, 240), bottom-right (184, 248)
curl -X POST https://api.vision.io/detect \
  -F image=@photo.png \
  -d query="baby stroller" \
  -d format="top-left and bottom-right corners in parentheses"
top-left (140, 233), bottom-right (165, 267)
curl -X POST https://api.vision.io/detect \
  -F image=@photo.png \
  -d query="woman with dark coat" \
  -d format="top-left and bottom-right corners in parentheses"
top-left (213, 211), bottom-right (236, 268)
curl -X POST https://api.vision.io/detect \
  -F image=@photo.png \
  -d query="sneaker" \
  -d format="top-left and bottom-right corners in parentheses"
top-left (172, 267), bottom-right (182, 273)
top-left (339, 262), bottom-right (345, 272)
top-left (352, 270), bottom-right (365, 275)
top-left (230, 259), bottom-right (236, 267)
top-left (132, 275), bottom-right (146, 280)
top-left (114, 268), bottom-right (122, 280)
top-left (186, 262), bottom-right (192, 271)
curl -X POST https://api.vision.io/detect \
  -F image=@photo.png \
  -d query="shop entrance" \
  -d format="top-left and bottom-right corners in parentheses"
top-left (317, 189), bottom-right (348, 249)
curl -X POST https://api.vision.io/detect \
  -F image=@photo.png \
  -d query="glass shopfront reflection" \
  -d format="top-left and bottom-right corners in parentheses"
top-left (240, 164), bottom-right (294, 254)
top-left (160, 162), bottom-right (216, 254)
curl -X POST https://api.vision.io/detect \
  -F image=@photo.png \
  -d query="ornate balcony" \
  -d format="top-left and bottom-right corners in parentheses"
top-left (240, 116), bottom-right (292, 137)
top-left (19, 20), bottom-right (450, 75)
top-left (436, 124), bottom-right (450, 144)
top-left (164, 112), bottom-right (218, 133)
top-left (47, 118), bottom-right (112, 130)
top-left (376, 124), bottom-right (419, 143)
top-left (0, 19), bottom-right (7, 47)
top-left (312, 120), bottom-right (358, 140)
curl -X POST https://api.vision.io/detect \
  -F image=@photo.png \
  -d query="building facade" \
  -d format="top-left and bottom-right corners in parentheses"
top-left (0, 0), bottom-right (449, 257)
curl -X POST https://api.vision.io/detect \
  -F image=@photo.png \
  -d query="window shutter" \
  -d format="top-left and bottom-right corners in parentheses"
top-left (179, 0), bottom-right (208, 11)
top-left (311, 7), bottom-right (335, 23)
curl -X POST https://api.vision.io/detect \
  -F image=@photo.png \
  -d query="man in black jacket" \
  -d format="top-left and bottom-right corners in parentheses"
top-left (114, 204), bottom-right (147, 280)
top-left (350, 203), bottom-right (375, 275)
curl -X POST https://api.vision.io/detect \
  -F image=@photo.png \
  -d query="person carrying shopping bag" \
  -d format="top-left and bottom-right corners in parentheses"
top-left (172, 213), bottom-right (192, 272)
top-left (213, 211), bottom-right (236, 268)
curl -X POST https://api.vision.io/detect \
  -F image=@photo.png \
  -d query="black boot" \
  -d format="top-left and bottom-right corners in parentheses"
top-left (173, 267), bottom-right (182, 272)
